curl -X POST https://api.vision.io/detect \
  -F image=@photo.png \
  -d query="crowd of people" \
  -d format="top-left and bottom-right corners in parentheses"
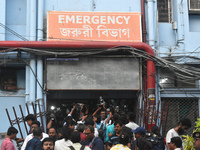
top-left (1, 102), bottom-right (200, 150)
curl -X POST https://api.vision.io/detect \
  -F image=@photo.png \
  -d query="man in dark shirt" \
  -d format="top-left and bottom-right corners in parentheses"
top-left (25, 127), bottom-right (43, 150)
top-left (81, 125), bottom-right (104, 150)
top-left (107, 120), bottom-right (123, 150)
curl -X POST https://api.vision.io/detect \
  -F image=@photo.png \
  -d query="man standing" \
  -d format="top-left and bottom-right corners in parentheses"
top-left (42, 138), bottom-right (54, 150)
top-left (66, 131), bottom-right (91, 150)
top-left (131, 127), bottom-right (148, 150)
top-left (24, 114), bottom-right (36, 134)
top-left (25, 127), bottom-right (43, 150)
top-left (1, 127), bottom-right (18, 150)
top-left (125, 113), bottom-right (139, 130)
top-left (54, 126), bottom-right (73, 150)
top-left (107, 120), bottom-right (125, 150)
top-left (48, 128), bottom-right (58, 143)
top-left (166, 118), bottom-right (191, 150)
top-left (193, 132), bottom-right (200, 150)
top-left (169, 137), bottom-right (182, 150)
top-left (21, 121), bottom-right (49, 150)
top-left (81, 125), bottom-right (104, 150)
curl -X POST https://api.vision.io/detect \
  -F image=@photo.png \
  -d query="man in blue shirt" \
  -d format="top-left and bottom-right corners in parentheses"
top-left (81, 125), bottom-right (104, 150)
top-left (25, 127), bottom-right (43, 150)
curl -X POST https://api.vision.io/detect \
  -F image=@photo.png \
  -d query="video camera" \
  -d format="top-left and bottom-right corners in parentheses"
top-left (97, 96), bottom-right (105, 108)
top-left (145, 131), bottom-right (163, 145)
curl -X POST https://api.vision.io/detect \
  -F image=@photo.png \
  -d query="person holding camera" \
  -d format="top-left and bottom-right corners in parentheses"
top-left (131, 127), bottom-right (152, 150)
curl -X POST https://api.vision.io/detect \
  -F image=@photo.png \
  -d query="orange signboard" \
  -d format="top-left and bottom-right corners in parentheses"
top-left (47, 11), bottom-right (142, 42)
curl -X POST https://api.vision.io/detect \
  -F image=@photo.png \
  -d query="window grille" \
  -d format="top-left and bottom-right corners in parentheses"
top-left (161, 98), bottom-right (198, 136)
top-left (157, 0), bottom-right (172, 22)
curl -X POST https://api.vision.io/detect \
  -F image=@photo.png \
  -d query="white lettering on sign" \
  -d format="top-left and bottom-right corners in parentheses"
top-left (59, 25), bottom-right (130, 38)
top-left (59, 15), bottom-right (131, 25)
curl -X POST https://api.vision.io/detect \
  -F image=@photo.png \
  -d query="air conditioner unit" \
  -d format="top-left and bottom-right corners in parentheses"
top-left (189, 0), bottom-right (200, 14)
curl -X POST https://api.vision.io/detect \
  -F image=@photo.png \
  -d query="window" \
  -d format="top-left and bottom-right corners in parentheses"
top-left (0, 68), bottom-right (17, 90)
top-left (159, 68), bottom-right (198, 88)
top-left (188, 0), bottom-right (200, 14)
top-left (157, 0), bottom-right (172, 22)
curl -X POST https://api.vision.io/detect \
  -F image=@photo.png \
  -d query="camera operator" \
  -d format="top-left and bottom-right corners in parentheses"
top-left (46, 110), bottom-right (65, 140)
top-left (145, 126), bottom-right (165, 150)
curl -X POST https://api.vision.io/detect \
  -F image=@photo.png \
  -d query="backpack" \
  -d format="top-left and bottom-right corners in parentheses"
top-left (68, 145), bottom-right (85, 150)
top-left (98, 123), bottom-right (104, 142)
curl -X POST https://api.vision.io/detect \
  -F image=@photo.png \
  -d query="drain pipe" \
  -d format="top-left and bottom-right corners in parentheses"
top-left (141, 0), bottom-right (147, 43)
top-left (29, 55), bottom-right (36, 114)
top-left (30, 0), bottom-right (37, 41)
top-left (37, 0), bottom-right (44, 41)
top-left (147, 0), bottom-right (155, 50)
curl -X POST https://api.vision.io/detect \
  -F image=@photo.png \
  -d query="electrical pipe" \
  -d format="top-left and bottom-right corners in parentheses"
top-left (147, 0), bottom-right (155, 50)
top-left (29, 56), bottom-right (36, 114)
top-left (37, 0), bottom-right (44, 41)
top-left (141, 0), bottom-right (147, 43)
top-left (36, 56), bottom-right (43, 100)
top-left (30, 0), bottom-right (37, 41)
top-left (0, 41), bottom-right (155, 90)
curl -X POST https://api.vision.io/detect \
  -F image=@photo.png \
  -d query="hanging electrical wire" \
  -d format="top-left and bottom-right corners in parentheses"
top-left (0, 23), bottom-right (29, 41)
top-left (0, 45), bottom-right (200, 86)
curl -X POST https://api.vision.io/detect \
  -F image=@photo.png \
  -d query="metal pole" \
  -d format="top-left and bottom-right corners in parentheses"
top-left (13, 107), bottom-right (23, 139)
top-left (37, 100), bottom-right (44, 131)
top-left (19, 105), bottom-right (28, 134)
top-left (6, 109), bottom-right (13, 126)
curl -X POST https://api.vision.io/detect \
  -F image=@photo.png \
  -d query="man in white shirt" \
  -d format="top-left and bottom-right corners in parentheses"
top-left (54, 126), bottom-right (73, 150)
top-left (21, 121), bottom-right (49, 150)
top-left (166, 118), bottom-right (191, 150)
top-left (125, 113), bottom-right (139, 130)
top-left (66, 131), bottom-right (91, 150)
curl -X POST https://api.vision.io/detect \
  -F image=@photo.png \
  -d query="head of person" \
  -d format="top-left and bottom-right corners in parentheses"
top-left (67, 119), bottom-right (76, 131)
top-left (112, 114), bottom-right (120, 123)
top-left (132, 127), bottom-right (146, 139)
top-left (25, 114), bottom-right (36, 126)
top-left (93, 115), bottom-right (101, 124)
top-left (7, 127), bottom-right (18, 139)
top-left (31, 121), bottom-right (41, 132)
top-left (84, 125), bottom-right (94, 141)
top-left (42, 138), bottom-right (54, 150)
top-left (170, 137), bottom-right (182, 150)
top-left (193, 132), bottom-right (200, 150)
top-left (136, 137), bottom-right (152, 150)
top-left (100, 109), bottom-right (106, 120)
top-left (76, 123), bottom-right (85, 133)
top-left (114, 120), bottom-right (123, 134)
top-left (84, 117), bottom-right (94, 126)
top-left (119, 115), bottom-right (127, 125)
top-left (48, 128), bottom-right (57, 139)
top-left (70, 131), bottom-right (81, 143)
top-left (62, 126), bottom-right (72, 141)
top-left (128, 112), bottom-right (136, 122)
top-left (118, 132), bottom-right (130, 146)
top-left (150, 125), bottom-right (161, 137)
top-left (177, 118), bottom-right (192, 135)
top-left (33, 127), bottom-right (43, 139)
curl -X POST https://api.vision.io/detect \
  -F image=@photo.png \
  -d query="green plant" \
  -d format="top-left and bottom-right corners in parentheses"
top-left (182, 118), bottom-right (200, 150)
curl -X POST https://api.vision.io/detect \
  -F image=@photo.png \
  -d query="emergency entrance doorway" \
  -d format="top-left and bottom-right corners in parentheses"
top-left (46, 57), bottom-right (141, 118)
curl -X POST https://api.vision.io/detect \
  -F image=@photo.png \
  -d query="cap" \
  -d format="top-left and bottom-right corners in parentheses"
top-left (193, 132), bottom-right (200, 138)
top-left (132, 127), bottom-right (146, 135)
